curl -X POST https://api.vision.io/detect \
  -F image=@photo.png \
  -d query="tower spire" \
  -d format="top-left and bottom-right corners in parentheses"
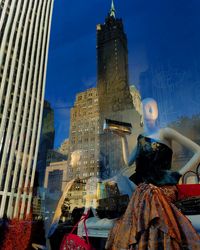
top-left (110, 0), bottom-right (116, 18)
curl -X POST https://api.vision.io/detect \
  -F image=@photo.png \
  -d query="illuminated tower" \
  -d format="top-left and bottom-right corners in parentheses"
top-left (97, 0), bottom-right (133, 112)
top-left (0, 0), bottom-right (54, 219)
top-left (97, 0), bottom-right (141, 175)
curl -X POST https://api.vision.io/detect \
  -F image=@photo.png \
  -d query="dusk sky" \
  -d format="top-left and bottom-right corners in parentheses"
top-left (45, 0), bottom-right (200, 148)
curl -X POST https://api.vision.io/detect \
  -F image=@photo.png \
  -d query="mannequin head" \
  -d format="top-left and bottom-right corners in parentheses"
top-left (70, 150), bottom-right (82, 167)
top-left (141, 98), bottom-right (159, 132)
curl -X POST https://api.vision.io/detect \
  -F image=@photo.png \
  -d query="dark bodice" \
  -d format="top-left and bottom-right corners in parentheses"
top-left (130, 134), bottom-right (181, 186)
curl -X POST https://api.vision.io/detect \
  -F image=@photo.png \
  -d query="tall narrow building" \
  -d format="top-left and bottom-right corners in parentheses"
top-left (0, 0), bottom-right (54, 219)
top-left (97, 1), bottom-right (141, 175)
top-left (97, 0), bottom-right (133, 112)
top-left (36, 100), bottom-right (55, 188)
top-left (67, 88), bottom-right (101, 181)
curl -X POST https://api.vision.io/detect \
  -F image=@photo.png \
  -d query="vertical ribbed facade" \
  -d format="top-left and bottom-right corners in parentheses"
top-left (0, 0), bottom-right (54, 219)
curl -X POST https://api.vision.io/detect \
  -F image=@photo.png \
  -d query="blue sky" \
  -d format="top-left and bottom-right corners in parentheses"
top-left (45, 0), bottom-right (200, 148)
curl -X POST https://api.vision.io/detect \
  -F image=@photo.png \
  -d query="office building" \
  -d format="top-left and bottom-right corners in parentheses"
top-left (0, 0), bottom-right (54, 218)
top-left (68, 88), bottom-right (101, 180)
top-left (44, 160), bottom-right (67, 193)
top-left (96, 1), bottom-right (141, 175)
top-left (67, 1), bottom-right (142, 180)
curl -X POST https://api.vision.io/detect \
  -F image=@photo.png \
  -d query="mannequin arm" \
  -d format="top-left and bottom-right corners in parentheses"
top-left (162, 127), bottom-right (200, 175)
top-left (121, 136), bottom-right (137, 166)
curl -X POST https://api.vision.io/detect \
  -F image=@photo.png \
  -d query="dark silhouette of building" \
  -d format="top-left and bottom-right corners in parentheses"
top-left (97, 0), bottom-right (133, 113)
top-left (96, 1), bottom-right (141, 176)
top-left (36, 100), bottom-right (55, 188)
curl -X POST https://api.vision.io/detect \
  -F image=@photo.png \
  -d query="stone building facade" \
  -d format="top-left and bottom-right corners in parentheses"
top-left (67, 88), bottom-right (101, 180)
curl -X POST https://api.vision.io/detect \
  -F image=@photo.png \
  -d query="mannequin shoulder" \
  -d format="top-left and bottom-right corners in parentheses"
top-left (160, 127), bottom-right (177, 138)
top-left (160, 127), bottom-right (190, 140)
top-left (159, 127), bottom-right (185, 142)
top-left (157, 128), bottom-right (173, 148)
top-left (160, 127), bottom-right (200, 151)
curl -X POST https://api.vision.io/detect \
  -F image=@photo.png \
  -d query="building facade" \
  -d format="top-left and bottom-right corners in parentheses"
top-left (0, 0), bottom-right (54, 219)
top-left (64, 179), bottom-right (87, 214)
top-left (58, 138), bottom-right (69, 156)
top-left (44, 160), bottom-right (67, 193)
top-left (68, 88), bottom-right (101, 180)
top-left (97, 1), bottom-right (133, 112)
top-left (96, 1), bottom-right (141, 175)
top-left (67, 1), bottom-right (142, 181)
top-left (43, 151), bottom-right (68, 231)
top-left (36, 100), bottom-right (55, 188)
top-left (130, 85), bottom-right (142, 115)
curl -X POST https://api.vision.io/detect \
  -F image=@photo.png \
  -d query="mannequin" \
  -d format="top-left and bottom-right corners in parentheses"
top-left (121, 98), bottom-right (200, 176)
top-left (106, 98), bottom-right (200, 250)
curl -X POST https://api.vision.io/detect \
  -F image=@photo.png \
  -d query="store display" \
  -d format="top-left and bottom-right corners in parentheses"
top-left (105, 98), bottom-right (200, 249)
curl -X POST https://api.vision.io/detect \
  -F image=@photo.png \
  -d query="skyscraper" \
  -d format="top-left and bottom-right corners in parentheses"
top-left (97, 1), bottom-right (141, 175)
top-left (0, 0), bottom-right (54, 219)
top-left (68, 88), bottom-right (101, 181)
top-left (97, 0), bottom-right (133, 113)
top-left (67, 1), bottom-right (141, 181)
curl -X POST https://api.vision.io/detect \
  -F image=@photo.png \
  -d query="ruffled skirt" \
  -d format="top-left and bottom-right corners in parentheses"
top-left (105, 183), bottom-right (200, 250)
